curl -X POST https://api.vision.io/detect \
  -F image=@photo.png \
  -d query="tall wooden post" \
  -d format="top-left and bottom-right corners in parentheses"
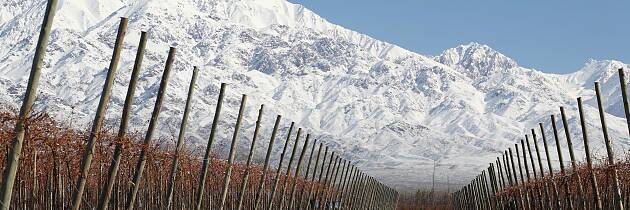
top-left (525, 135), bottom-right (538, 179)
top-left (344, 167), bottom-right (358, 210)
top-left (539, 123), bottom-right (561, 209)
top-left (278, 128), bottom-right (302, 209)
top-left (337, 161), bottom-right (352, 208)
top-left (266, 122), bottom-right (295, 210)
top-left (218, 94), bottom-right (247, 210)
top-left (489, 163), bottom-right (500, 209)
top-left (321, 155), bottom-right (340, 209)
top-left (98, 31), bottom-right (149, 210)
top-left (619, 68), bottom-right (630, 210)
top-left (520, 139), bottom-right (533, 210)
top-left (325, 157), bottom-right (344, 207)
top-left (619, 68), bottom-right (630, 139)
top-left (348, 168), bottom-right (363, 209)
top-left (577, 97), bottom-right (603, 210)
top-left (0, 0), bottom-right (58, 208)
top-left (297, 139), bottom-right (318, 209)
top-left (560, 106), bottom-right (586, 208)
top-left (481, 171), bottom-right (492, 210)
top-left (72, 17), bottom-right (128, 210)
top-left (525, 134), bottom-right (543, 209)
top-left (341, 166), bottom-right (357, 209)
top-left (318, 152), bottom-right (336, 209)
top-left (288, 134), bottom-right (311, 209)
top-left (503, 152), bottom-right (513, 186)
top-left (253, 115), bottom-right (282, 210)
top-left (307, 145), bottom-right (327, 210)
top-left (477, 175), bottom-right (484, 210)
top-left (164, 66), bottom-right (199, 210)
top-left (236, 105), bottom-right (264, 210)
top-left (304, 143), bottom-right (323, 210)
top-left (509, 148), bottom-right (524, 209)
top-left (550, 114), bottom-right (574, 210)
top-left (515, 144), bottom-right (531, 210)
top-left (496, 158), bottom-right (505, 190)
top-left (594, 82), bottom-right (624, 210)
top-left (331, 158), bottom-right (346, 202)
top-left (126, 47), bottom-right (176, 210)
top-left (532, 129), bottom-right (551, 209)
top-left (195, 83), bottom-right (227, 210)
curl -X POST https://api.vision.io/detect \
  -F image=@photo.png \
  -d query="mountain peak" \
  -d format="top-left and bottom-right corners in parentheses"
top-left (436, 42), bottom-right (518, 78)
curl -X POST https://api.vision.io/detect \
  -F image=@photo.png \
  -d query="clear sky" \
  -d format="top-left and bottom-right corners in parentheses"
top-left (288, 0), bottom-right (629, 74)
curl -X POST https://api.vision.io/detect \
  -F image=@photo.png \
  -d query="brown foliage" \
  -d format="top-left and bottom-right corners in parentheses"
top-left (0, 112), bottom-right (338, 210)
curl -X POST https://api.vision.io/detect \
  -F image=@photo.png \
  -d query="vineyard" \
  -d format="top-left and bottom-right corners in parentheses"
top-left (0, 0), bottom-right (398, 209)
top-left (0, 111), bottom-right (395, 210)
top-left (453, 68), bottom-right (630, 210)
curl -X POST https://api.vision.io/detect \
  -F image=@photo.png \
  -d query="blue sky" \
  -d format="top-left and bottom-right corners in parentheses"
top-left (288, 0), bottom-right (629, 74)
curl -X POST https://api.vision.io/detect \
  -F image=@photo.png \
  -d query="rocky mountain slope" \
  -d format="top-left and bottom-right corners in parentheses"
top-left (1, 0), bottom-right (629, 190)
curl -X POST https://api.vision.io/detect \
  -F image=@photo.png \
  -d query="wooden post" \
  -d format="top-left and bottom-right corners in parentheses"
top-left (126, 47), bottom-right (176, 210)
top-left (525, 135), bottom-right (538, 179)
top-left (489, 163), bottom-right (500, 209)
top-left (525, 134), bottom-right (543, 209)
top-left (317, 152), bottom-right (336, 210)
top-left (532, 129), bottom-right (551, 209)
top-left (503, 153), bottom-right (517, 209)
top-left (577, 97), bottom-right (603, 210)
top-left (503, 152), bottom-right (513, 186)
top-left (508, 149), bottom-right (519, 185)
top-left (334, 159), bottom-right (346, 208)
top-left (366, 177), bottom-right (377, 210)
top-left (340, 166), bottom-right (357, 210)
top-left (462, 185), bottom-right (468, 209)
top-left (345, 168), bottom-right (359, 210)
top-left (594, 82), bottom-right (624, 210)
top-left (325, 157), bottom-right (344, 208)
top-left (466, 184), bottom-right (473, 209)
top-left (509, 148), bottom-right (524, 209)
top-left (473, 176), bottom-right (482, 209)
top-left (236, 105), bottom-right (264, 210)
top-left (337, 161), bottom-right (352, 208)
top-left (218, 94), bottom-right (247, 210)
top-left (515, 144), bottom-right (531, 210)
top-left (326, 159), bottom-right (344, 209)
top-left (72, 17), bottom-right (128, 210)
top-left (486, 166), bottom-right (494, 210)
top-left (340, 166), bottom-right (355, 209)
top-left (266, 122), bottom-right (295, 210)
top-left (195, 82), bottom-right (227, 210)
top-left (560, 106), bottom-right (586, 208)
top-left (520, 139), bottom-right (533, 210)
top-left (539, 123), bottom-right (561, 209)
top-left (551, 114), bottom-right (574, 210)
top-left (163, 66), bottom-right (199, 210)
top-left (307, 145), bottom-right (327, 210)
top-left (481, 171), bottom-right (492, 210)
top-left (496, 158), bottom-right (505, 190)
top-left (253, 115), bottom-right (282, 210)
top-left (620, 67), bottom-right (630, 210)
top-left (278, 128), bottom-right (302, 209)
top-left (0, 0), bottom-right (58, 208)
top-left (98, 31), bottom-right (149, 210)
top-left (288, 134), bottom-right (311, 209)
top-left (619, 68), bottom-right (630, 140)
top-left (485, 171), bottom-right (494, 210)
top-left (304, 143), bottom-right (323, 210)
top-left (321, 155), bottom-right (340, 209)
top-left (297, 139), bottom-right (318, 209)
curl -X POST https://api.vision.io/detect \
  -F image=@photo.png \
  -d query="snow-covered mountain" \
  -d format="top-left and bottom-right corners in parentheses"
top-left (2, 0), bottom-right (629, 191)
